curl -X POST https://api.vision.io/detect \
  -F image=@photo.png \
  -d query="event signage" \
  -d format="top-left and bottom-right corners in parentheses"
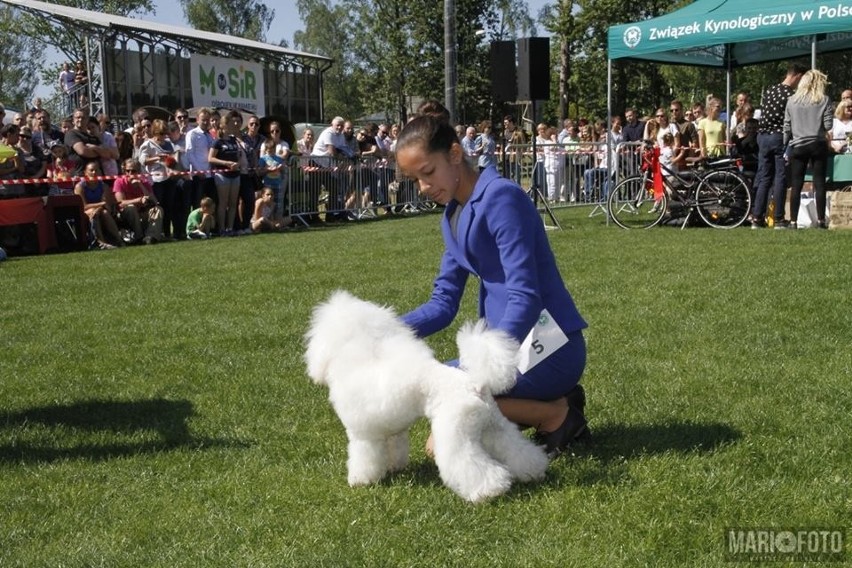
top-left (190, 53), bottom-right (266, 114)
top-left (609, 0), bottom-right (852, 61)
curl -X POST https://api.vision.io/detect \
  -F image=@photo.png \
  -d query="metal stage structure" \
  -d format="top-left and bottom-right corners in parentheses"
top-left (4, 0), bottom-right (332, 122)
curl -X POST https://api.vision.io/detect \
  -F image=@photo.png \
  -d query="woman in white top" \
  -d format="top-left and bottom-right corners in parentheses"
top-left (643, 108), bottom-right (670, 147)
top-left (829, 100), bottom-right (852, 153)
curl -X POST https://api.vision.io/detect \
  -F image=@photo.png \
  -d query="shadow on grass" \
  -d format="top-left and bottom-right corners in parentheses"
top-left (563, 420), bottom-right (742, 486)
top-left (0, 398), bottom-right (249, 464)
top-left (588, 420), bottom-right (741, 455)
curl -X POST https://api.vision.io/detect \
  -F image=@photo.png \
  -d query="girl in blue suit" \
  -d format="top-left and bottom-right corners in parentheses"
top-left (396, 105), bottom-right (589, 457)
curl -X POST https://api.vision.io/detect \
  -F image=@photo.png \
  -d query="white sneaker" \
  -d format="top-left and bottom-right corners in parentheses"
top-left (188, 229), bottom-right (208, 240)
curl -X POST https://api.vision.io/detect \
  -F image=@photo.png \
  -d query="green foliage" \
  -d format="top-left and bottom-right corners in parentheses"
top-left (22, 0), bottom-right (154, 64)
top-left (294, 0), bottom-right (365, 121)
top-left (0, 7), bottom-right (43, 108)
top-left (294, 0), bottom-right (534, 125)
top-left (0, 209), bottom-right (849, 566)
top-left (179, 0), bottom-right (275, 42)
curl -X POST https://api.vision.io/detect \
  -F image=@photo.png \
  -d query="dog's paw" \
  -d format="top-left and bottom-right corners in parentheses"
top-left (347, 469), bottom-right (386, 487)
top-left (509, 446), bottom-right (549, 482)
top-left (460, 468), bottom-right (514, 503)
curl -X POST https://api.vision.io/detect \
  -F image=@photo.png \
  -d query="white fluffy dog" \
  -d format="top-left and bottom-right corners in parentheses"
top-left (304, 290), bottom-right (549, 503)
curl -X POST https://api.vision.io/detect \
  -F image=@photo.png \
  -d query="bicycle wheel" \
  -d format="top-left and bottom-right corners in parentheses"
top-left (607, 175), bottom-right (667, 229)
top-left (695, 170), bottom-right (752, 228)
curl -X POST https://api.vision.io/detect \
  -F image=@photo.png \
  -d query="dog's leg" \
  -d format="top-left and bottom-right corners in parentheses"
top-left (386, 432), bottom-right (410, 473)
top-left (347, 436), bottom-right (390, 486)
top-left (482, 413), bottom-right (549, 483)
top-left (430, 407), bottom-right (513, 502)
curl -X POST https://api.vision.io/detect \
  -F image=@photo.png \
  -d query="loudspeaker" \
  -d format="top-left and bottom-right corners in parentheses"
top-left (516, 37), bottom-right (550, 101)
top-left (489, 41), bottom-right (517, 102)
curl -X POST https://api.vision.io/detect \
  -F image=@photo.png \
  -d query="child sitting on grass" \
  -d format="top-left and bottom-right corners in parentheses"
top-left (251, 187), bottom-right (290, 233)
top-left (186, 196), bottom-right (215, 239)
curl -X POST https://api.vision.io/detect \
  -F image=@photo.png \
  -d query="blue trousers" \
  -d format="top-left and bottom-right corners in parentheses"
top-left (752, 132), bottom-right (788, 222)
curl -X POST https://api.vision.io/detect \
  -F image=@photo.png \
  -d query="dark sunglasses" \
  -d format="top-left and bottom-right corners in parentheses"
top-left (175, 115), bottom-right (187, 119)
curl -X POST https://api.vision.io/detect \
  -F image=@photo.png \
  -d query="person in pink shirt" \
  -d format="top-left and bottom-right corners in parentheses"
top-left (112, 158), bottom-right (164, 244)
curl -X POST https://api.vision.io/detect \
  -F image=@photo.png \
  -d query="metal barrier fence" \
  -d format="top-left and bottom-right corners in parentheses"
top-left (283, 155), bottom-right (438, 225)
top-left (279, 142), bottom-right (648, 225)
top-left (497, 140), bottom-right (644, 217)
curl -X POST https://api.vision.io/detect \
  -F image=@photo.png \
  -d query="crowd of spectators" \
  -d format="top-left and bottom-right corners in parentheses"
top-left (2, 60), bottom-right (845, 252)
top-left (0, 101), bottom-right (416, 250)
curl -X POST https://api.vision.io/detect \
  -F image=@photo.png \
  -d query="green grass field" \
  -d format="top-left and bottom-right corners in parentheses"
top-left (1, 208), bottom-right (849, 567)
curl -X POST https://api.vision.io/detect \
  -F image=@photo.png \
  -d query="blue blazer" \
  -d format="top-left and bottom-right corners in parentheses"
top-left (402, 166), bottom-right (587, 343)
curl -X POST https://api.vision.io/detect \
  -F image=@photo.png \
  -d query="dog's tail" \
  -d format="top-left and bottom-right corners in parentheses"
top-left (456, 320), bottom-right (519, 396)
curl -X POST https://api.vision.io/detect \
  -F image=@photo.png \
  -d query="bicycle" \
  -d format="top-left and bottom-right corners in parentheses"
top-left (607, 140), bottom-right (752, 229)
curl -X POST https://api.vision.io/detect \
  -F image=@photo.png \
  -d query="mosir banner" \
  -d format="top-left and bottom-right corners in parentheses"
top-left (190, 53), bottom-right (265, 114)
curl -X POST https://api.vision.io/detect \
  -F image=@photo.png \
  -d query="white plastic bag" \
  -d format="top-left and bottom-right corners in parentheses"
top-left (797, 192), bottom-right (818, 228)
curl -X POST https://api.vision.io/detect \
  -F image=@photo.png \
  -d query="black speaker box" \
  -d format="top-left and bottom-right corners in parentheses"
top-left (489, 41), bottom-right (517, 102)
top-left (516, 37), bottom-right (550, 101)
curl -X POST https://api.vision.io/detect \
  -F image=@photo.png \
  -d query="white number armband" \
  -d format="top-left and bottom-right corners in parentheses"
top-left (516, 309), bottom-right (569, 374)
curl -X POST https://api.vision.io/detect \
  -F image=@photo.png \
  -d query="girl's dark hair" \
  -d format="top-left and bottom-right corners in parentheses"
top-left (397, 100), bottom-right (458, 155)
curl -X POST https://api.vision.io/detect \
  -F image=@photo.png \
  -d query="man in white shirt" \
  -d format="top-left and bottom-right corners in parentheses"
top-left (311, 116), bottom-right (350, 220)
top-left (312, 116), bottom-right (347, 160)
top-left (185, 107), bottom-right (215, 208)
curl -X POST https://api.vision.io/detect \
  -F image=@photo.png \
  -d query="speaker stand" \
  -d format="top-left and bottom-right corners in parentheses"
top-left (528, 99), bottom-right (561, 231)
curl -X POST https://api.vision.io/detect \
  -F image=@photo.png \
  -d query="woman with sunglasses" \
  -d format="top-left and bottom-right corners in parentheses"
top-left (17, 126), bottom-right (48, 195)
top-left (643, 107), bottom-right (671, 148)
top-left (262, 121), bottom-right (291, 216)
top-left (208, 112), bottom-right (244, 235)
top-left (139, 119), bottom-right (181, 239)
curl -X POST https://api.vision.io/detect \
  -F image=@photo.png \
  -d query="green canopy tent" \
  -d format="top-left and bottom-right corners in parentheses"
top-left (606, 0), bottom-right (852, 120)
top-left (608, 0), bottom-right (852, 68)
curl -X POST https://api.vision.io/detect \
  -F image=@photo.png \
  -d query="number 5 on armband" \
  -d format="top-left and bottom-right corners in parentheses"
top-left (516, 309), bottom-right (569, 374)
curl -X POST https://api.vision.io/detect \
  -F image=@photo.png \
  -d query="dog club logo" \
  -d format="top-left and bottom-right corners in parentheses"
top-left (725, 528), bottom-right (846, 562)
top-left (623, 26), bottom-right (642, 49)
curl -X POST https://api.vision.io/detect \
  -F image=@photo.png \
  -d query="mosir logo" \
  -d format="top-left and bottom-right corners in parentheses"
top-left (191, 53), bottom-right (265, 113)
top-left (623, 26), bottom-right (642, 48)
top-left (199, 64), bottom-right (258, 99)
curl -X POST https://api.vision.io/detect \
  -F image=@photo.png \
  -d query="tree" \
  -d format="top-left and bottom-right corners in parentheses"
top-left (20, 0), bottom-right (154, 113)
top-left (540, 0), bottom-right (575, 122)
top-left (294, 0), bottom-right (364, 121)
top-left (179, 0), bottom-right (275, 42)
top-left (293, 0), bottom-right (532, 125)
top-left (24, 0), bottom-right (154, 68)
top-left (0, 6), bottom-right (43, 108)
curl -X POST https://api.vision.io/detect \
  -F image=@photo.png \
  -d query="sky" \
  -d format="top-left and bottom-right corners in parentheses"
top-left (141, 0), bottom-right (551, 48)
top-left (33, 0), bottom-right (550, 100)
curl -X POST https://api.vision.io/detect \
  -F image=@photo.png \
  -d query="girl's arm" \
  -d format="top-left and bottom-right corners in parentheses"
top-left (253, 198), bottom-right (265, 219)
